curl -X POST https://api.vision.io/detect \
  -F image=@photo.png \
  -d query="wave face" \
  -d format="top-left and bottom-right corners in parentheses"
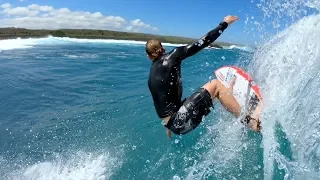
top-left (248, 0), bottom-right (320, 179)
top-left (183, 1), bottom-right (320, 179)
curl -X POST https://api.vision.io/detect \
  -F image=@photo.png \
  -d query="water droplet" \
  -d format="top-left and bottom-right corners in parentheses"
top-left (175, 139), bottom-right (179, 144)
top-left (170, 82), bottom-right (173, 85)
top-left (161, 121), bottom-right (166, 125)
top-left (219, 30), bottom-right (223, 34)
top-left (173, 175), bottom-right (181, 180)
top-left (132, 145), bottom-right (136, 150)
top-left (221, 56), bottom-right (226, 60)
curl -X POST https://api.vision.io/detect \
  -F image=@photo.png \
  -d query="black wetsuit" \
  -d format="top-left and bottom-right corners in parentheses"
top-left (148, 22), bottom-right (229, 135)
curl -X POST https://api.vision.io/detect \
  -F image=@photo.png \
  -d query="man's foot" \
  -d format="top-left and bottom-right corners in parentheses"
top-left (242, 115), bottom-right (261, 132)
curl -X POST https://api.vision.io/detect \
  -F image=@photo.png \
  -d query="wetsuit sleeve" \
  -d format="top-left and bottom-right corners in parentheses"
top-left (170, 22), bottom-right (228, 61)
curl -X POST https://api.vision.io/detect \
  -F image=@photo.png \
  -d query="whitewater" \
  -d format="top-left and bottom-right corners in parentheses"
top-left (0, 36), bottom-right (252, 52)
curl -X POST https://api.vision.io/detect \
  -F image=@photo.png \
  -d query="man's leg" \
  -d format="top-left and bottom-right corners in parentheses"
top-left (202, 77), bottom-right (241, 117)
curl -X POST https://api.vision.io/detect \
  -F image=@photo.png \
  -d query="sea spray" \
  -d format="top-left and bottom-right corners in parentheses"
top-left (2, 151), bottom-right (122, 180)
top-left (250, 0), bottom-right (320, 178)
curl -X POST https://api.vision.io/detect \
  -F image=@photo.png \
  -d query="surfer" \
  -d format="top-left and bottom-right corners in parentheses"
top-left (146, 15), bottom-right (245, 138)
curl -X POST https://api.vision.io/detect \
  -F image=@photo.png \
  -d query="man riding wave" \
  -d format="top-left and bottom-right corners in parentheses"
top-left (146, 15), bottom-right (261, 138)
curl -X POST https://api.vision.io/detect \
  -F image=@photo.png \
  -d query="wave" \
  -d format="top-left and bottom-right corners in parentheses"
top-left (180, 0), bottom-right (320, 179)
top-left (0, 36), bottom-right (255, 53)
top-left (1, 151), bottom-right (122, 180)
top-left (0, 36), bottom-right (187, 51)
top-left (0, 37), bottom-right (36, 51)
top-left (252, 11), bottom-right (320, 180)
top-left (226, 45), bottom-right (254, 52)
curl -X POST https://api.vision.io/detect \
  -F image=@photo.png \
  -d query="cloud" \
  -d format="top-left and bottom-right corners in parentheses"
top-left (27, 4), bottom-right (53, 12)
top-left (129, 19), bottom-right (159, 31)
top-left (3, 6), bottom-right (39, 16)
top-left (1, 3), bottom-right (11, 9)
top-left (0, 3), bottom-right (158, 32)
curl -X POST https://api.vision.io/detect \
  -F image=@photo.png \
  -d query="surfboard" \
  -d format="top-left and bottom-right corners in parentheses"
top-left (214, 66), bottom-right (262, 114)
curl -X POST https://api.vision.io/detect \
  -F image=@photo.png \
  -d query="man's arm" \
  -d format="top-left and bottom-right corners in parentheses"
top-left (170, 16), bottom-right (238, 61)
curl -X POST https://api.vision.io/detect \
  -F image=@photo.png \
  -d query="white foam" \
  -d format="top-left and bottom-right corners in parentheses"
top-left (0, 36), bottom-right (187, 51)
top-left (4, 151), bottom-right (122, 180)
top-left (306, 1), bottom-right (320, 10)
top-left (184, 111), bottom-right (246, 179)
top-left (0, 37), bottom-right (36, 50)
top-left (226, 45), bottom-right (254, 52)
top-left (54, 37), bottom-right (187, 47)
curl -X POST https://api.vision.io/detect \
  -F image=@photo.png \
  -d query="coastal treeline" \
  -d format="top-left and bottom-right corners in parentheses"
top-left (0, 28), bottom-right (235, 48)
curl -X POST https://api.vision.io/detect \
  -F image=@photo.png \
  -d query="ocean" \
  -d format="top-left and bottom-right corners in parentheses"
top-left (0, 1), bottom-right (320, 179)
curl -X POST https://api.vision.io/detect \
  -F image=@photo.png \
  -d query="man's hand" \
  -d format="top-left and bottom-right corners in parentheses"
top-left (224, 15), bottom-right (239, 25)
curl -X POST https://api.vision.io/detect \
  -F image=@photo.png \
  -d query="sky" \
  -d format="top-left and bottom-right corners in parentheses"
top-left (0, 0), bottom-right (318, 45)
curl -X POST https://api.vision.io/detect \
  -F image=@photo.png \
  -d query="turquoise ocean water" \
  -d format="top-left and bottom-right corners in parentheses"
top-left (0, 1), bottom-right (320, 179)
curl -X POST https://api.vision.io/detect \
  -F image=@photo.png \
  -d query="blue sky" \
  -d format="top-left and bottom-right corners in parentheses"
top-left (0, 0), bottom-right (318, 45)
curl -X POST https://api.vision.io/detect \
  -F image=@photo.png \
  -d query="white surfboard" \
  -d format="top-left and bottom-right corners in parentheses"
top-left (214, 66), bottom-right (262, 113)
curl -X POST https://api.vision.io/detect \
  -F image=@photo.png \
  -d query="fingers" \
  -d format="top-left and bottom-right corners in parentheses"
top-left (230, 75), bottom-right (237, 87)
top-left (224, 15), bottom-right (239, 25)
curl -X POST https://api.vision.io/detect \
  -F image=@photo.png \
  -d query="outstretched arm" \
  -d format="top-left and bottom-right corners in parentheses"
top-left (170, 16), bottom-right (239, 61)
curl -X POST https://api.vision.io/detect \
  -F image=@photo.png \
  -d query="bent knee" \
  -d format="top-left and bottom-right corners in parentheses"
top-left (202, 79), bottom-right (220, 98)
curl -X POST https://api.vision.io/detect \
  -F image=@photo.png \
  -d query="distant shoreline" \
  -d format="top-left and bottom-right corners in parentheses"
top-left (0, 28), bottom-right (244, 49)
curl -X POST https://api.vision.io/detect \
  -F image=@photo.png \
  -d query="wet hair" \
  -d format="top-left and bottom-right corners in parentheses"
top-left (146, 39), bottom-right (164, 59)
